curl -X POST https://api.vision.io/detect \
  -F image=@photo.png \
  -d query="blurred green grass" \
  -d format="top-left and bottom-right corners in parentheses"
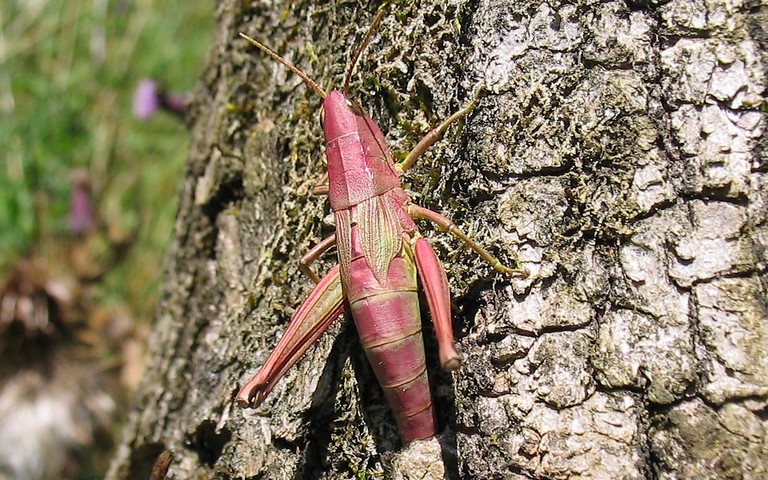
top-left (0, 0), bottom-right (213, 321)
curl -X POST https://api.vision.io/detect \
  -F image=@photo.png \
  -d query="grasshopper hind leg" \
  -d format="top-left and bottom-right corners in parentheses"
top-left (410, 235), bottom-right (463, 371)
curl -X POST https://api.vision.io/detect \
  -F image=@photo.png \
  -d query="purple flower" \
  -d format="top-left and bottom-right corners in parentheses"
top-left (133, 79), bottom-right (161, 119)
top-left (161, 92), bottom-right (189, 117)
top-left (68, 169), bottom-right (96, 235)
top-left (133, 78), bottom-right (188, 119)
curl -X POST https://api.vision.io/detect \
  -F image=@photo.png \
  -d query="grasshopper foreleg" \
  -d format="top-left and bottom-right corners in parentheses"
top-left (398, 89), bottom-right (484, 174)
top-left (312, 172), bottom-right (330, 196)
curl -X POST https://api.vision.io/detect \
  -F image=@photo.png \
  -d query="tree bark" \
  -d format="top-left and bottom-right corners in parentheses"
top-left (107, 0), bottom-right (767, 479)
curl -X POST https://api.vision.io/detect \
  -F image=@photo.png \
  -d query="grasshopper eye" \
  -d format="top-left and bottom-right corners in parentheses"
top-left (319, 108), bottom-right (325, 128)
top-left (345, 99), bottom-right (365, 116)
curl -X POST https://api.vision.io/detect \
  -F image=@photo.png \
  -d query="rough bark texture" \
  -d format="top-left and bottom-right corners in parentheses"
top-left (107, 0), bottom-right (767, 479)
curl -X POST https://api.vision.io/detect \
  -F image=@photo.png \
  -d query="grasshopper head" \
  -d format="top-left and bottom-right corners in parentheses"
top-left (319, 90), bottom-right (367, 143)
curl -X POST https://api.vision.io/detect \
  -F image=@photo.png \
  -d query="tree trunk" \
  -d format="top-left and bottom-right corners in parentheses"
top-left (107, 0), bottom-right (767, 478)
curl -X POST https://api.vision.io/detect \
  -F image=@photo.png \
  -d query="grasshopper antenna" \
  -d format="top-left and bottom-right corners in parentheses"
top-left (239, 33), bottom-right (327, 99)
top-left (342, 2), bottom-right (389, 97)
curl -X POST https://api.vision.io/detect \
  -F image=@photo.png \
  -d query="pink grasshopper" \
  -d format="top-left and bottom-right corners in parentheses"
top-left (237, 9), bottom-right (527, 445)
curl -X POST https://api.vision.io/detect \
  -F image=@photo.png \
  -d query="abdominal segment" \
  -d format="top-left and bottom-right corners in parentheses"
top-left (350, 290), bottom-right (436, 443)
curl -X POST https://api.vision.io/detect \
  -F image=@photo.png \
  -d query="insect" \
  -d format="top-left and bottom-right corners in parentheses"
top-left (236, 6), bottom-right (528, 445)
